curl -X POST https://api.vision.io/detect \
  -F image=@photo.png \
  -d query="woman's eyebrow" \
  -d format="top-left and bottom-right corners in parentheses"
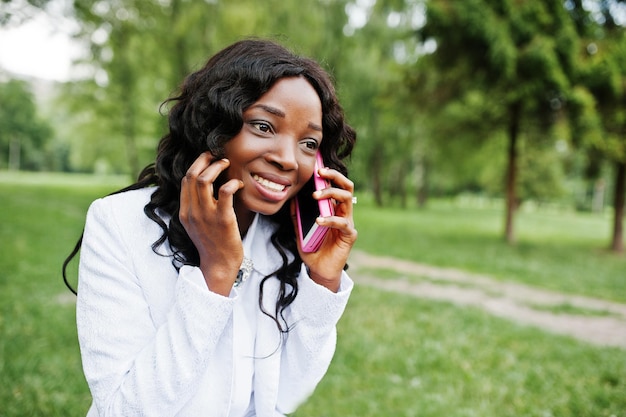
top-left (250, 104), bottom-right (285, 118)
top-left (308, 122), bottom-right (323, 132)
top-left (250, 104), bottom-right (322, 132)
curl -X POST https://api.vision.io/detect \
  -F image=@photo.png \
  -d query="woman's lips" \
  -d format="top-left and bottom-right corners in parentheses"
top-left (251, 173), bottom-right (292, 202)
top-left (252, 174), bottom-right (287, 192)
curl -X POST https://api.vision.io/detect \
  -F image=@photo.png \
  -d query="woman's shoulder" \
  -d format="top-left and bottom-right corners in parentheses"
top-left (92, 186), bottom-right (156, 210)
top-left (87, 186), bottom-right (160, 225)
top-left (100, 186), bottom-right (156, 205)
top-left (84, 186), bottom-right (167, 252)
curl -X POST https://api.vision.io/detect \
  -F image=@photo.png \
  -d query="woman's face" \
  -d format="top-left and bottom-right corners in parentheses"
top-left (224, 76), bottom-right (323, 221)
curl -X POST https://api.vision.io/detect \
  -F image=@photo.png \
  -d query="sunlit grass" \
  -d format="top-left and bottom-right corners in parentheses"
top-left (524, 301), bottom-right (618, 318)
top-left (297, 286), bottom-right (626, 417)
top-left (1, 173), bottom-right (124, 416)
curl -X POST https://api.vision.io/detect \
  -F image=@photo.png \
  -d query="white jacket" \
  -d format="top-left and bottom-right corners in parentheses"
top-left (76, 187), bottom-right (353, 417)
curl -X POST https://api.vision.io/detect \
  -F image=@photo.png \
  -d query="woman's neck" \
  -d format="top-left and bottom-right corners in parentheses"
top-left (234, 201), bottom-right (255, 238)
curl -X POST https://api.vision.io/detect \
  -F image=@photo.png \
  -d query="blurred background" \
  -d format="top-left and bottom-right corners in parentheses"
top-left (2, 0), bottom-right (625, 247)
top-left (1, 0), bottom-right (625, 416)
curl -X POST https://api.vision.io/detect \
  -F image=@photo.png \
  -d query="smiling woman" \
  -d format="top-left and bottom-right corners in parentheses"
top-left (63, 38), bottom-right (357, 417)
top-left (222, 77), bottom-right (323, 232)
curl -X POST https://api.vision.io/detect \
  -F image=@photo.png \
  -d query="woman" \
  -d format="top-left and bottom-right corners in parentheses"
top-left (67, 39), bottom-right (357, 416)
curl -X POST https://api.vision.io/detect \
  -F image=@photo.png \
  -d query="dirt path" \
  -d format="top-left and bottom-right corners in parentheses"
top-left (348, 250), bottom-right (626, 349)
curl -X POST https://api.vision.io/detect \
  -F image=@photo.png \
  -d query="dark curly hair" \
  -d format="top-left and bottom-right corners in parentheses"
top-left (64, 38), bottom-right (356, 332)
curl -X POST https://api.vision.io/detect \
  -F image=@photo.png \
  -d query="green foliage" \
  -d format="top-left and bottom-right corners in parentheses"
top-left (567, 85), bottom-right (604, 147)
top-left (0, 0), bottom-right (51, 26)
top-left (578, 28), bottom-right (626, 163)
top-left (33, 0), bottom-right (613, 210)
top-left (0, 79), bottom-right (53, 170)
top-left (423, 0), bottom-right (577, 129)
top-left (7, 1), bottom-right (625, 246)
top-left (568, 2), bottom-right (626, 252)
top-left (414, 0), bottom-right (586, 242)
top-left (62, 0), bottom-right (357, 176)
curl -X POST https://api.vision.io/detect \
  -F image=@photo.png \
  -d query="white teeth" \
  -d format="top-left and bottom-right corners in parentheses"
top-left (253, 174), bottom-right (286, 192)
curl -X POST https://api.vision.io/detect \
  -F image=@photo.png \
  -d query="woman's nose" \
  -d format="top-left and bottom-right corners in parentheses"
top-left (267, 138), bottom-right (298, 171)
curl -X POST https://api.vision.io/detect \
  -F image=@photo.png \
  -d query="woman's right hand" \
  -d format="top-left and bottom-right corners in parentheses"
top-left (179, 152), bottom-right (244, 296)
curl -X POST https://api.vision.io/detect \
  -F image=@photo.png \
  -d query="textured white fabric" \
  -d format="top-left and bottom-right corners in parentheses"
top-left (229, 213), bottom-right (259, 416)
top-left (76, 187), bottom-right (353, 417)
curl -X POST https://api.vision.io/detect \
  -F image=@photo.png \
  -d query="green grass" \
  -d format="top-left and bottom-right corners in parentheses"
top-left (1, 173), bottom-right (126, 416)
top-left (1, 173), bottom-right (625, 416)
top-left (297, 286), bottom-right (626, 417)
top-left (525, 301), bottom-right (618, 318)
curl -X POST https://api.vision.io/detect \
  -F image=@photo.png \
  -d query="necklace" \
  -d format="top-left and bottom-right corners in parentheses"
top-left (234, 214), bottom-right (258, 288)
top-left (234, 256), bottom-right (253, 287)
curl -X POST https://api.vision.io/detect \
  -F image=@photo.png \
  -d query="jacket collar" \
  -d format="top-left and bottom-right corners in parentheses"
top-left (248, 215), bottom-right (295, 277)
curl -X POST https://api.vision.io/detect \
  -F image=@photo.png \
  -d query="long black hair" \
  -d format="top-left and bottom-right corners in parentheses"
top-left (63, 38), bottom-right (356, 331)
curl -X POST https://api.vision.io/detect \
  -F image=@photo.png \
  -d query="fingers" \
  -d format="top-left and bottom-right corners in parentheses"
top-left (312, 167), bottom-right (357, 242)
top-left (178, 153), bottom-right (244, 295)
top-left (317, 167), bottom-right (354, 193)
top-left (187, 154), bottom-right (230, 206)
top-left (216, 179), bottom-right (244, 213)
top-left (181, 154), bottom-right (220, 226)
top-left (294, 167), bottom-right (357, 290)
top-left (180, 153), bottom-right (240, 227)
top-left (315, 167), bottom-right (356, 213)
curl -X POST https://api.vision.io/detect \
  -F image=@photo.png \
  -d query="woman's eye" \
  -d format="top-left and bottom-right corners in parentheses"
top-left (251, 121), bottom-right (273, 134)
top-left (302, 139), bottom-right (320, 151)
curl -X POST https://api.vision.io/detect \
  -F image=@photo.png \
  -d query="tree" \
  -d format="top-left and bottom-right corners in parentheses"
top-left (1, 0), bottom-right (51, 26)
top-left (337, 0), bottom-right (429, 207)
top-left (415, 0), bottom-right (580, 243)
top-left (63, 0), bottom-right (355, 176)
top-left (566, 0), bottom-right (626, 253)
top-left (0, 79), bottom-right (52, 170)
top-left (66, 0), bottom-right (172, 175)
top-left (579, 28), bottom-right (626, 252)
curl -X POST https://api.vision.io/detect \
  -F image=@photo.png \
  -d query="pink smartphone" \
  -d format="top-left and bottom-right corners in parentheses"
top-left (295, 151), bottom-right (334, 252)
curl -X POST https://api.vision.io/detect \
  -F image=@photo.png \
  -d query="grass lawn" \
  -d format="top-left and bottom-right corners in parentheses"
top-left (297, 286), bottom-right (626, 417)
top-left (1, 173), bottom-right (625, 416)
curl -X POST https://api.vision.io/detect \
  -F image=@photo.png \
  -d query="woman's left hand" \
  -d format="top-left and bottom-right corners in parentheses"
top-left (292, 167), bottom-right (358, 292)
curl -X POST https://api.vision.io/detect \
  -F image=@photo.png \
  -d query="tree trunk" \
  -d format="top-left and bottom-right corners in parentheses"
top-left (610, 160), bottom-right (625, 253)
top-left (398, 163), bottom-right (407, 209)
top-left (504, 102), bottom-right (521, 244)
top-left (171, 0), bottom-right (190, 84)
top-left (369, 112), bottom-right (384, 207)
top-left (118, 24), bottom-right (140, 177)
top-left (417, 157), bottom-right (429, 208)
top-left (592, 179), bottom-right (606, 213)
top-left (123, 98), bottom-right (139, 177)
top-left (390, 162), bottom-right (407, 208)
top-left (8, 136), bottom-right (20, 170)
top-left (371, 149), bottom-right (383, 207)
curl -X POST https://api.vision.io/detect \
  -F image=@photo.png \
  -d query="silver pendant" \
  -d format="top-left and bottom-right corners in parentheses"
top-left (234, 257), bottom-right (253, 287)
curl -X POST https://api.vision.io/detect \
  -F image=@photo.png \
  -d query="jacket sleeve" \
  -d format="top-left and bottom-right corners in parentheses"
top-left (275, 265), bottom-right (353, 414)
top-left (76, 197), bottom-right (235, 417)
